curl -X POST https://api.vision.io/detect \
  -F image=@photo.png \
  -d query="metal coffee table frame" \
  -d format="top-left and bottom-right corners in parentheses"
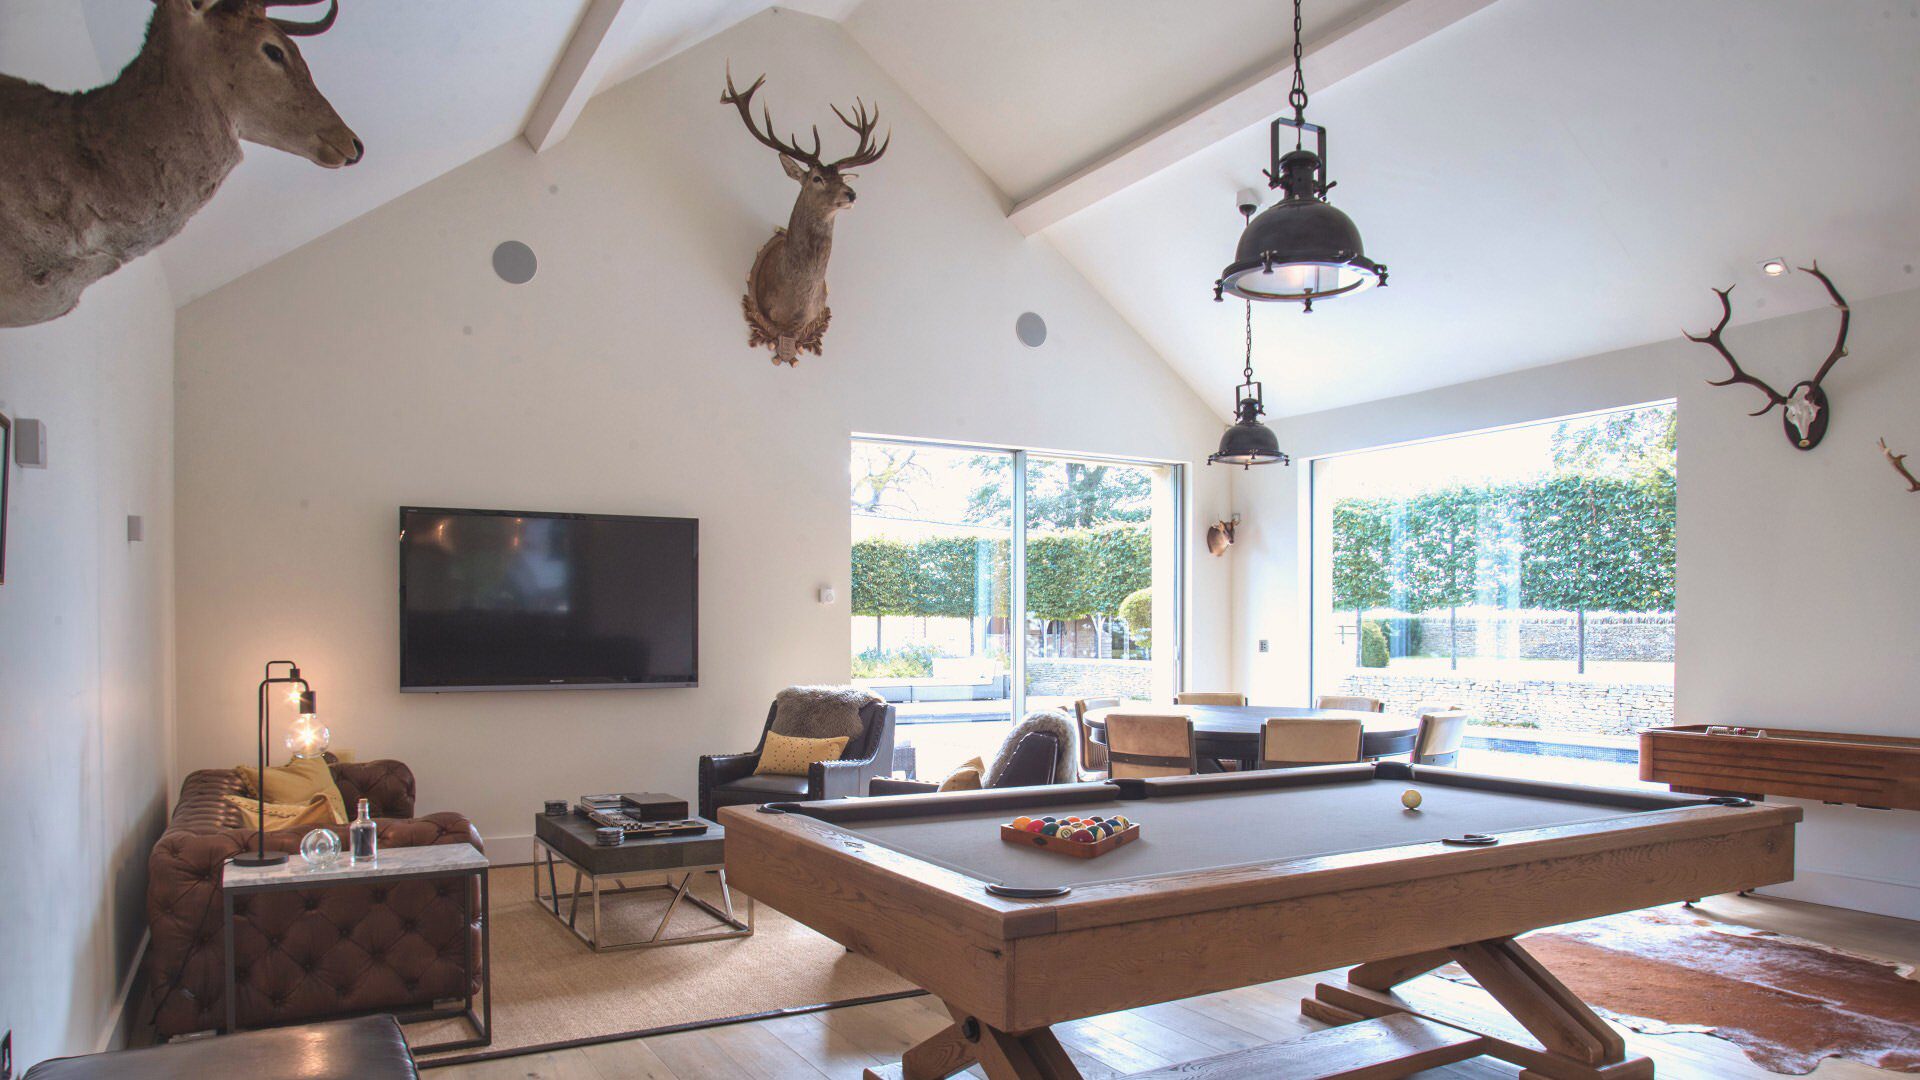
top-left (533, 835), bottom-right (754, 952)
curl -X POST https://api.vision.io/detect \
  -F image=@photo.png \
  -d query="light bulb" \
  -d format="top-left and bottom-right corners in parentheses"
top-left (286, 717), bottom-right (331, 760)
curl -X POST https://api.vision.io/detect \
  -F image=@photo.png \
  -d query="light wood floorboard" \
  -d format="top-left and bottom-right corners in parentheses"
top-left (430, 895), bottom-right (1916, 1079)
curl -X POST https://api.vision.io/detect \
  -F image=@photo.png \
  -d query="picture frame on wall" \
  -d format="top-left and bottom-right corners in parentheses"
top-left (0, 411), bottom-right (9, 585)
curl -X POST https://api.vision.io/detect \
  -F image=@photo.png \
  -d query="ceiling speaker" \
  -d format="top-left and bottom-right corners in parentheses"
top-left (492, 241), bottom-right (537, 285)
top-left (1015, 312), bottom-right (1047, 348)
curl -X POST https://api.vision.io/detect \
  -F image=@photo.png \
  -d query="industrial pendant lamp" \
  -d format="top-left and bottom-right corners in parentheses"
top-left (1210, 300), bottom-right (1290, 468)
top-left (1214, 0), bottom-right (1387, 310)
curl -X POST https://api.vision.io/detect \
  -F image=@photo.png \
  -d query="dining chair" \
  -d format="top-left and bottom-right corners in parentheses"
top-left (1104, 713), bottom-right (1197, 779)
top-left (1174, 691), bottom-right (1248, 707)
top-left (1414, 710), bottom-right (1471, 766)
top-left (1314, 694), bottom-right (1383, 713)
top-left (1072, 697), bottom-right (1121, 778)
top-left (1258, 717), bottom-right (1364, 769)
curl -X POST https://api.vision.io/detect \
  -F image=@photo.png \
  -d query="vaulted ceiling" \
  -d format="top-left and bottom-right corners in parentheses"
top-left (70, 0), bottom-right (1920, 417)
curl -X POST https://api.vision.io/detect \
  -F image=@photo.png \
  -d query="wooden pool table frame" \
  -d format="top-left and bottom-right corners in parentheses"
top-left (721, 765), bottom-right (1800, 1080)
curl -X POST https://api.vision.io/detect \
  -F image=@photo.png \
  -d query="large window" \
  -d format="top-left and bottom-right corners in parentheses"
top-left (852, 439), bottom-right (1182, 778)
top-left (1310, 404), bottom-right (1676, 747)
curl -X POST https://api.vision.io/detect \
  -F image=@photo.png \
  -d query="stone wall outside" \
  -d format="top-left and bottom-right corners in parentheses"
top-left (1336, 672), bottom-right (1673, 736)
top-left (1027, 657), bottom-right (1153, 700)
top-left (1401, 612), bottom-right (1674, 663)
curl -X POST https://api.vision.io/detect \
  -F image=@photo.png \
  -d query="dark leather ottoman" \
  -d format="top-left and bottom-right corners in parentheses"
top-left (23, 1016), bottom-right (416, 1080)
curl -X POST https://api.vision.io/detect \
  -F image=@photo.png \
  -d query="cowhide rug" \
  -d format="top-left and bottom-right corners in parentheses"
top-left (1439, 909), bottom-right (1920, 1074)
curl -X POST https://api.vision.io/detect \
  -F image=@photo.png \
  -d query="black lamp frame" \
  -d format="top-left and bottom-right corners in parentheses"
top-left (232, 660), bottom-right (317, 868)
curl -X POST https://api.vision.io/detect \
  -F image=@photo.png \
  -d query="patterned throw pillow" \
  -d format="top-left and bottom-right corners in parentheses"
top-left (938, 756), bottom-right (987, 792)
top-left (754, 732), bottom-right (852, 777)
top-left (234, 755), bottom-right (347, 823)
top-left (223, 793), bottom-right (337, 831)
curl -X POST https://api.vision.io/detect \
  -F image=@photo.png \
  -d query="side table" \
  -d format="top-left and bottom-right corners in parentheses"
top-left (221, 842), bottom-right (491, 1052)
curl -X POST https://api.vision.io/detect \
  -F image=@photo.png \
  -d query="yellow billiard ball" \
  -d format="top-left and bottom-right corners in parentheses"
top-left (1401, 789), bottom-right (1423, 811)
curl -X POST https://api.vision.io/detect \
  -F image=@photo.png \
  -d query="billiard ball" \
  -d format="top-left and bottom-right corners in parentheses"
top-left (1402, 789), bottom-right (1424, 811)
top-left (1011, 816), bottom-right (1032, 830)
top-left (1025, 819), bottom-right (1045, 833)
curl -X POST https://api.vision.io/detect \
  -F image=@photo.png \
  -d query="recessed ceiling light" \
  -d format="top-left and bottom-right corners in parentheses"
top-left (1760, 258), bottom-right (1789, 277)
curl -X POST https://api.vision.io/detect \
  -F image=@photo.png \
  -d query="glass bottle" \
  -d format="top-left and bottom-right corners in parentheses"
top-left (349, 798), bottom-right (377, 863)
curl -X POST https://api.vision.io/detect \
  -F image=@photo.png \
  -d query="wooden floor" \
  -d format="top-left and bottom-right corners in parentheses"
top-left (429, 892), bottom-right (1920, 1080)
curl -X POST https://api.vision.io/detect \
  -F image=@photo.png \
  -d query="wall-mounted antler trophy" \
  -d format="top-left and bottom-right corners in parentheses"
top-left (1684, 262), bottom-right (1850, 450)
top-left (1880, 439), bottom-right (1920, 494)
top-left (1206, 515), bottom-right (1240, 556)
top-left (0, 0), bottom-right (361, 328)
top-left (720, 65), bottom-right (889, 366)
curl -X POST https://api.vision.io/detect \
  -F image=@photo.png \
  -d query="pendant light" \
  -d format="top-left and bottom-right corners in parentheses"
top-left (1209, 299), bottom-right (1290, 468)
top-left (1214, 0), bottom-right (1387, 311)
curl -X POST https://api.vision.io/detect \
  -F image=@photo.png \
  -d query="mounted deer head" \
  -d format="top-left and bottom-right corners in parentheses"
top-left (0, 0), bottom-right (360, 327)
top-left (1881, 439), bottom-right (1920, 494)
top-left (1684, 262), bottom-right (1851, 450)
top-left (1206, 515), bottom-right (1240, 557)
top-left (720, 65), bottom-right (889, 366)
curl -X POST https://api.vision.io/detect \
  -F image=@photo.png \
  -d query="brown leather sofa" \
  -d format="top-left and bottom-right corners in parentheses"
top-left (144, 761), bottom-right (482, 1038)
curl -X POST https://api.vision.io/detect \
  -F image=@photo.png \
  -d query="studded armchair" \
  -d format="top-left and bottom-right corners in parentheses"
top-left (700, 699), bottom-right (895, 819)
top-left (143, 761), bottom-right (482, 1037)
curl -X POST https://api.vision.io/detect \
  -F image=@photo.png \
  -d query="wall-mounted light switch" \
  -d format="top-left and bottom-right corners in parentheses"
top-left (1258, 640), bottom-right (1270, 653)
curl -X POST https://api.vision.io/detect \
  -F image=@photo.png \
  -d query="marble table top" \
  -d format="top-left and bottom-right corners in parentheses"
top-left (223, 841), bottom-right (488, 892)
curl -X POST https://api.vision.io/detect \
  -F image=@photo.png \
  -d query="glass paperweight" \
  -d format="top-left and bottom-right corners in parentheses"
top-left (299, 828), bottom-right (341, 867)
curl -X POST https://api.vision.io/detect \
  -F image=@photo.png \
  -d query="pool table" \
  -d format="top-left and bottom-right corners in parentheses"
top-left (721, 762), bottom-right (1800, 1080)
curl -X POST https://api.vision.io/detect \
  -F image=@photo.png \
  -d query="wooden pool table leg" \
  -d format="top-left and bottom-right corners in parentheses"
top-left (1309, 936), bottom-right (1654, 1080)
top-left (864, 1000), bottom-right (1083, 1080)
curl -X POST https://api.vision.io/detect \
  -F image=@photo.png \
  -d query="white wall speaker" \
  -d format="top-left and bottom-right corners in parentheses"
top-left (14, 418), bottom-right (47, 468)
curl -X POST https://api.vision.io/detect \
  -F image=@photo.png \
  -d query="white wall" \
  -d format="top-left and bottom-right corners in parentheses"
top-left (0, 5), bottom-right (178, 1063)
top-left (173, 9), bottom-right (1234, 863)
top-left (1232, 285), bottom-right (1920, 919)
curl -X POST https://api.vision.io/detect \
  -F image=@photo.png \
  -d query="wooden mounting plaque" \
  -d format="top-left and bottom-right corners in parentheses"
top-left (999, 822), bottom-right (1139, 859)
top-left (1641, 724), bottom-right (1920, 811)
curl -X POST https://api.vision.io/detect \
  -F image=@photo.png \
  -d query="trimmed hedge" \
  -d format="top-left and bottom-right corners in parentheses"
top-left (851, 524), bottom-right (1151, 622)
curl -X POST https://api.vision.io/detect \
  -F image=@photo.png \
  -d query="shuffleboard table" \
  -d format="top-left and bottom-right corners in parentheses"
top-left (721, 762), bottom-right (1801, 1080)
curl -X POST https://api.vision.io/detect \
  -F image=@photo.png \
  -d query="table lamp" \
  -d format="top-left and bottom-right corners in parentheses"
top-left (234, 660), bottom-right (318, 867)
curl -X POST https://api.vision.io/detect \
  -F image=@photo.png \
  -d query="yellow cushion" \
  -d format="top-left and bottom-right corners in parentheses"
top-left (235, 756), bottom-right (347, 824)
top-left (754, 731), bottom-right (851, 777)
top-left (223, 793), bottom-right (337, 832)
top-left (938, 756), bottom-right (986, 792)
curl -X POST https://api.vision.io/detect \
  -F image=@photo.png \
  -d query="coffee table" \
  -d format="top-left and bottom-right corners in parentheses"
top-left (532, 808), bottom-right (753, 952)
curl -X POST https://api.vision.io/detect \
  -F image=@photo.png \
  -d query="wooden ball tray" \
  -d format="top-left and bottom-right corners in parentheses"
top-left (1000, 822), bottom-right (1140, 859)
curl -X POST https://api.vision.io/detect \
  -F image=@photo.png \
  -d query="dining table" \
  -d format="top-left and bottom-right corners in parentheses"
top-left (1082, 704), bottom-right (1422, 768)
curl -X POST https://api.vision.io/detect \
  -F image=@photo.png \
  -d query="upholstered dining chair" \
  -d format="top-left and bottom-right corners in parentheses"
top-left (1104, 712), bottom-right (1197, 779)
top-left (1314, 694), bottom-right (1383, 713)
top-left (1257, 717), bottom-right (1364, 769)
top-left (1175, 691), bottom-right (1248, 706)
top-left (1073, 697), bottom-right (1121, 778)
top-left (1413, 709), bottom-right (1471, 766)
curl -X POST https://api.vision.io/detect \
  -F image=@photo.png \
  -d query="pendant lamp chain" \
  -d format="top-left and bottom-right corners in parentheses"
top-left (1288, 0), bottom-right (1308, 147)
top-left (1242, 298), bottom-right (1255, 384)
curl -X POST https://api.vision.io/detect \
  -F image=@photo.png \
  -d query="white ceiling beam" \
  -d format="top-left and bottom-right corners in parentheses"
top-left (524, 0), bottom-right (651, 154)
top-left (1006, 0), bottom-right (1498, 235)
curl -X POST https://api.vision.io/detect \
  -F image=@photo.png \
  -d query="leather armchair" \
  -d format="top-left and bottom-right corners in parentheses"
top-left (144, 761), bottom-right (482, 1038)
top-left (700, 699), bottom-right (895, 819)
top-left (868, 732), bottom-right (1061, 796)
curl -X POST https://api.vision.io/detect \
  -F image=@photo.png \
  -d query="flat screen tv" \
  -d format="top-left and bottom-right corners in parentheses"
top-left (399, 507), bottom-right (697, 691)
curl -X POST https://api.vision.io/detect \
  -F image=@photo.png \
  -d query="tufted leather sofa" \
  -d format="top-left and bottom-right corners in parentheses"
top-left (144, 760), bottom-right (482, 1038)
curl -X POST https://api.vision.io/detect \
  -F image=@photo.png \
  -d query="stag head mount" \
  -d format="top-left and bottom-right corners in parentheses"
top-left (1684, 262), bottom-right (1851, 450)
top-left (720, 65), bottom-right (889, 366)
top-left (0, 0), bottom-right (359, 327)
top-left (1206, 515), bottom-right (1241, 557)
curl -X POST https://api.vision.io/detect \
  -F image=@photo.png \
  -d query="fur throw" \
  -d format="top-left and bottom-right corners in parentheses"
top-left (771, 685), bottom-right (880, 742)
top-left (985, 708), bottom-right (1077, 787)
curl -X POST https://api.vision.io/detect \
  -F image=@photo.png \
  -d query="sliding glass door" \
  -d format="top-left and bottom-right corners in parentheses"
top-left (852, 439), bottom-right (1183, 779)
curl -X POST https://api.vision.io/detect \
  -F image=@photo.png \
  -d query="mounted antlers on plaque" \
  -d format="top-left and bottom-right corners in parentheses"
top-left (720, 65), bottom-right (889, 366)
top-left (1881, 439), bottom-right (1920, 494)
top-left (1684, 262), bottom-right (1851, 450)
top-left (0, 0), bottom-right (360, 328)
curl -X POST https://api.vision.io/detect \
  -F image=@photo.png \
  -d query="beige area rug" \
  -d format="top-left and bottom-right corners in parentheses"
top-left (409, 863), bottom-right (918, 1067)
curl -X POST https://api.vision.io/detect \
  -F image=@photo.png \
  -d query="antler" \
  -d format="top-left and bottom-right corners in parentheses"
top-left (1685, 285), bottom-right (1789, 416)
top-left (720, 65), bottom-right (823, 167)
top-left (1881, 438), bottom-right (1920, 493)
top-left (1799, 261), bottom-right (1851, 387)
top-left (827, 98), bottom-right (890, 171)
top-left (261, 0), bottom-right (338, 36)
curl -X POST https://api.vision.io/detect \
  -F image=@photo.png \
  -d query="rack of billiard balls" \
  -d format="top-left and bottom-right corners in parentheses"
top-left (999, 813), bottom-right (1140, 858)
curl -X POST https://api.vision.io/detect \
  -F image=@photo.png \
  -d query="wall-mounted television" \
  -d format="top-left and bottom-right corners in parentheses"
top-left (399, 507), bottom-right (697, 691)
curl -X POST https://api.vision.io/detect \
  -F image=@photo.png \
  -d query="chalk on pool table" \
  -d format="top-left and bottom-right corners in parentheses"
top-left (1402, 788), bottom-right (1423, 811)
